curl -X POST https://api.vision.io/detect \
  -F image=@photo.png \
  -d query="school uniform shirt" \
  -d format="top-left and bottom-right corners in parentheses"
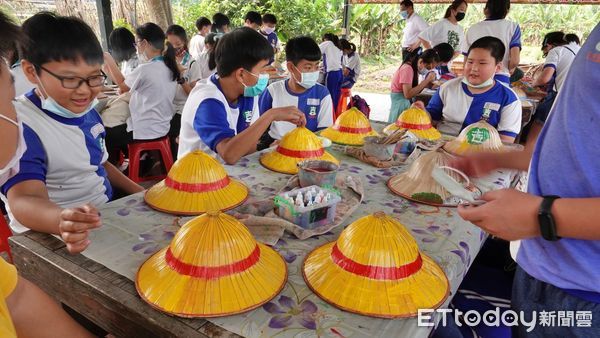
top-left (402, 12), bottom-right (429, 48)
top-left (196, 50), bottom-right (216, 80)
top-left (189, 34), bottom-right (206, 59)
top-left (319, 41), bottom-right (343, 72)
top-left (174, 52), bottom-right (201, 114)
top-left (120, 56), bottom-right (139, 77)
top-left (390, 64), bottom-right (414, 94)
top-left (518, 23), bottom-right (600, 298)
top-left (544, 44), bottom-right (580, 93)
top-left (124, 58), bottom-right (177, 140)
top-left (10, 63), bottom-right (35, 97)
top-left (342, 52), bottom-right (361, 86)
top-left (0, 258), bottom-right (17, 338)
top-left (418, 18), bottom-right (465, 52)
top-left (426, 77), bottom-right (522, 138)
top-left (464, 19), bottom-right (522, 82)
top-left (178, 74), bottom-right (260, 160)
top-left (1, 90), bottom-right (111, 233)
top-left (0, 119), bottom-right (25, 186)
top-left (259, 80), bottom-right (333, 139)
top-left (260, 31), bottom-right (281, 64)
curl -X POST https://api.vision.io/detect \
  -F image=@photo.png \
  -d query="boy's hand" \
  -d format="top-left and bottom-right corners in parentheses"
top-left (448, 152), bottom-right (502, 178)
top-left (267, 106), bottom-right (306, 127)
top-left (425, 72), bottom-right (436, 83)
top-left (458, 189), bottom-right (542, 241)
top-left (58, 204), bottom-right (101, 254)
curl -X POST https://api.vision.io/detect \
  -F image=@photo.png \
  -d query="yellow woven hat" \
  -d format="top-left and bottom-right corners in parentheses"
top-left (442, 120), bottom-right (508, 156)
top-left (387, 150), bottom-right (460, 206)
top-left (383, 107), bottom-right (442, 141)
top-left (136, 211), bottom-right (287, 318)
top-left (144, 150), bottom-right (248, 215)
top-left (320, 107), bottom-right (378, 145)
top-left (303, 212), bottom-right (449, 318)
top-left (260, 127), bottom-right (339, 174)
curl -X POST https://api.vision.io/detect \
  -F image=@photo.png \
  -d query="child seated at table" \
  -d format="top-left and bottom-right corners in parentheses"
top-left (388, 49), bottom-right (439, 123)
top-left (177, 27), bottom-right (305, 164)
top-left (0, 12), bottom-right (143, 253)
top-left (426, 36), bottom-right (521, 141)
top-left (258, 36), bottom-right (333, 147)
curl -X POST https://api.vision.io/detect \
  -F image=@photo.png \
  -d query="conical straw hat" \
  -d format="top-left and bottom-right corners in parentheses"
top-left (303, 212), bottom-right (449, 318)
top-left (320, 107), bottom-right (378, 145)
top-left (383, 107), bottom-right (441, 141)
top-left (145, 150), bottom-right (248, 215)
top-left (260, 127), bottom-right (339, 174)
top-left (442, 120), bottom-right (508, 156)
top-left (136, 212), bottom-right (287, 318)
top-left (387, 150), bottom-right (460, 206)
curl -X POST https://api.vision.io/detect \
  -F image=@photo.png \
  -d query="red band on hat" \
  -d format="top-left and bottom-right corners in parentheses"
top-left (395, 121), bottom-right (432, 130)
top-left (165, 245), bottom-right (260, 279)
top-left (165, 176), bottom-right (230, 193)
top-left (334, 125), bottom-right (373, 134)
top-left (276, 146), bottom-right (324, 158)
top-left (331, 244), bottom-right (422, 280)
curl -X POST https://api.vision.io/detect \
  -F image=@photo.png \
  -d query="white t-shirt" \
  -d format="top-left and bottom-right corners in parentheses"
top-left (464, 19), bottom-right (522, 78)
top-left (343, 53), bottom-right (362, 80)
top-left (196, 50), bottom-right (215, 81)
top-left (0, 119), bottom-right (25, 186)
top-left (544, 44), bottom-right (580, 93)
top-left (402, 13), bottom-right (429, 48)
top-left (319, 41), bottom-right (343, 72)
top-left (173, 52), bottom-right (201, 114)
top-left (418, 18), bottom-right (465, 52)
top-left (124, 58), bottom-right (177, 140)
top-left (189, 34), bottom-right (206, 59)
top-left (10, 64), bottom-right (35, 97)
top-left (120, 56), bottom-right (139, 77)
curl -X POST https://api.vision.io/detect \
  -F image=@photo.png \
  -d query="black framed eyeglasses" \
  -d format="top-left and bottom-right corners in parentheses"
top-left (37, 65), bottom-right (107, 89)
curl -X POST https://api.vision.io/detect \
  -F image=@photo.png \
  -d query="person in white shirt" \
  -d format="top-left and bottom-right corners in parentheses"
top-left (196, 33), bottom-right (218, 81)
top-left (188, 17), bottom-right (211, 59)
top-left (319, 33), bottom-right (343, 113)
top-left (418, 0), bottom-right (467, 57)
top-left (104, 22), bottom-right (178, 164)
top-left (340, 39), bottom-right (361, 89)
top-left (211, 13), bottom-right (231, 34)
top-left (463, 0), bottom-right (521, 85)
top-left (400, 0), bottom-right (429, 60)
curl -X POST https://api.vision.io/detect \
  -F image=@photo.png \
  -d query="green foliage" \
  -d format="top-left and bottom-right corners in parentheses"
top-left (113, 18), bottom-right (134, 32)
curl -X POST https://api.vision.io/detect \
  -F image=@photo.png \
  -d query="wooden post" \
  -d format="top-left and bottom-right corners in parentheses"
top-left (96, 0), bottom-right (113, 51)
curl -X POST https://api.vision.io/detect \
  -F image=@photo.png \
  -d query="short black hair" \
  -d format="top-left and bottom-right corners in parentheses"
top-left (195, 17), bottom-right (211, 31)
top-left (565, 33), bottom-right (580, 45)
top-left (322, 33), bottom-right (340, 49)
top-left (109, 27), bottom-right (136, 63)
top-left (205, 32), bottom-right (219, 47)
top-left (339, 38), bottom-right (356, 53)
top-left (136, 22), bottom-right (181, 82)
top-left (212, 13), bottom-right (230, 32)
top-left (433, 42), bottom-right (454, 63)
top-left (213, 27), bottom-right (273, 77)
top-left (485, 0), bottom-right (510, 20)
top-left (468, 36), bottom-right (506, 63)
top-left (262, 13), bottom-right (277, 24)
top-left (419, 49), bottom-right (440, 65)
top-left (0, 10), bottom-right (25, 61)
top-left (21, 12), bottom-right (103, 72)
top-left (166, 24), bottom-right (188, 48)
top-left (542, 31), bottom-right (567, 49)
top-left (286, 36), bottom-right (321, 65)
top-left (400, 0), bottom-right (414, 8)
top-left (245, 11), bottom-right (263, 25)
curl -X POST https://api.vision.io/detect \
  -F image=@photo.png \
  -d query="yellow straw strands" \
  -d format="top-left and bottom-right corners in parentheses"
top-left (320, 107), bottom-right (378, 145)
top-left (383, 107), bottom-right (442, 141)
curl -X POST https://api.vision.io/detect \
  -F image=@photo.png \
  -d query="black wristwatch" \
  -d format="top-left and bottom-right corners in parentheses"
top-left (538, 195), bottom-right (561, 241)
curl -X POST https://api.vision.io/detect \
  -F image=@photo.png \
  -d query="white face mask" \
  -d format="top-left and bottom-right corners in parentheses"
top-left (292, 65), bottom-right (319, 89)
top-left (35, 73), bottom-right (98, 119)
top-left (262, 26), bottom-right (275, 35)
top-left (462, 75), bottom-right (495, 89)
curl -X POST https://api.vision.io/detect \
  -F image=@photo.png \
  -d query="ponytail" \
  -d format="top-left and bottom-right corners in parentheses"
top-left (163, 41), bottom-right (181, 82)
top-left (444, 0), bottom-right (467, 19)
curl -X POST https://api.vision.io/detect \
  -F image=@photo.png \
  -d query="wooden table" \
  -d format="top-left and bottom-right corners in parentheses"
top-left (10, 232), bottom-right (236, 338)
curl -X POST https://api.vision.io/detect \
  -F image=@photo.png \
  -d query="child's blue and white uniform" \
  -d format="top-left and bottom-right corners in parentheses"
top-left (426, 77), bottom-right (521, 137)
top-left (464, 19), bottom-right (522, 85)
top-left (260, 30), bottom-right (281, 64)
top-left (1, 90), bottom-right (111, 233)
top-left (178, 74), bottom-right (260, 160)
top-left (342, 52), bottom-right (361, 89)
top-left (319, 40), bottom-right (343, 112)
top-left (259, 80), bottom-right (333, 139)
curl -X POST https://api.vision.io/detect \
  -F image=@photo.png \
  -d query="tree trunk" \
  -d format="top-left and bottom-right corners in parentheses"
top-left (141, 0), bottom-right (173, 30)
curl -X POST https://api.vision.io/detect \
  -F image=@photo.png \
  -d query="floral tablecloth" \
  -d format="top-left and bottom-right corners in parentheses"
top-left (83, 143), bottom-right (487, 338)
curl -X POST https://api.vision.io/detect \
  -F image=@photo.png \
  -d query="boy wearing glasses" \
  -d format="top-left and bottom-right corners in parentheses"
top-left (1, 13), bottom-right (142, 254)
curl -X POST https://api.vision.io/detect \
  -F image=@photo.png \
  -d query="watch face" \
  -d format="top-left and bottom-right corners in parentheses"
top-left (539, 214), bottom-right (558, 241)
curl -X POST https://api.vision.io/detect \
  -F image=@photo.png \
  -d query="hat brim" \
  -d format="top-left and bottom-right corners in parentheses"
top-left (259, 150), bottom-right (339, 175)
top-left (383, 124), bottom-right (442, 141)
top-left (136, 243), bottom-right (287, 318)
top-left (320, 128), bottom-right (379, 146)
top-left (303, 242), bottom-right (449, 318)
top-left (144, 178), bottom-right (249, 215)
top-left (442, 141), bottom-right (513, 156)
top-left (387, 176), bottom-right (457, 208)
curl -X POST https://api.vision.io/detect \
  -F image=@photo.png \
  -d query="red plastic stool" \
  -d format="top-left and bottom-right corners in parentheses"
top-left (0, 215), bottom-right (13, 263)
top-left (127, 137), bottom-right (174, 183)
top-left (335, 88), bottom-right (353, 121)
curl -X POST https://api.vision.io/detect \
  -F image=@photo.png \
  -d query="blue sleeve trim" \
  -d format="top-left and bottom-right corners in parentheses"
top-left (258, 88), bottom-right (273, 115)
top-left (509, 25), bottom-right (522, 49)
top-left (1, 173), bottom-right (46, 195)
top-left (426, 88), bottom-right (444, 121)
top-left (543, 64), bottom-right (557, 70)
top-left (499, 130), bottom-right (518, 137)
top-left (193, 99), bottom-right (236, 152)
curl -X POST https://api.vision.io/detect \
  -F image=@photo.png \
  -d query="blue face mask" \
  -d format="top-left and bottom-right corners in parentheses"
top-left (35, 74), bottom-right (98, 119)
top-left (293, 65), bottom-right (319, 89)
top-left (242, 71), bottom-right (269, 97)
top-left (400, 10), bottom-right (409, 20)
